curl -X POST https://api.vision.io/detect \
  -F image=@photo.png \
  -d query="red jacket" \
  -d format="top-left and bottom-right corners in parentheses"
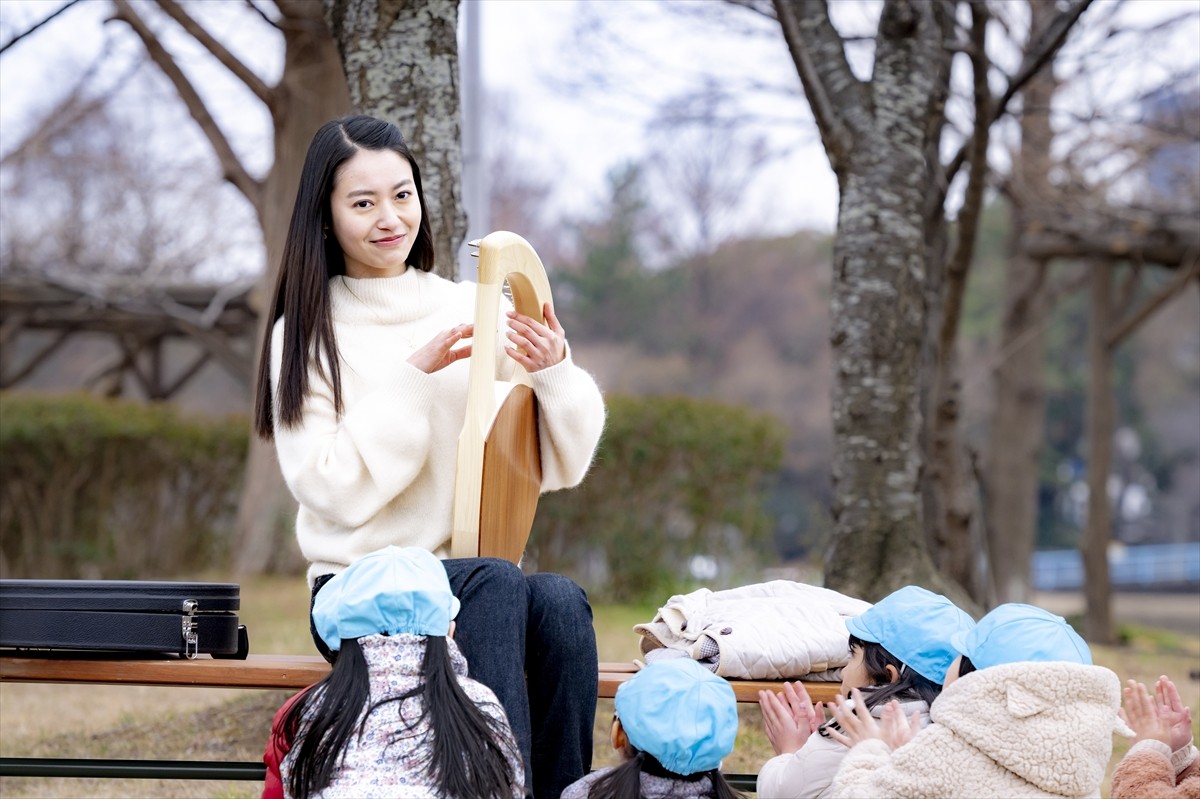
top-left (261, 689), bottom-right (308, 799)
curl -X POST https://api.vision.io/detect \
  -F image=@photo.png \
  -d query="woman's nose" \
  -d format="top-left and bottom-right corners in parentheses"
top-left (376, 204), bottom-right (399, 228)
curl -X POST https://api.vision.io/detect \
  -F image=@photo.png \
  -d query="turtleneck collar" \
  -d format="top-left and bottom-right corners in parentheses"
top-left (329, 269), bottom-right (443, 325)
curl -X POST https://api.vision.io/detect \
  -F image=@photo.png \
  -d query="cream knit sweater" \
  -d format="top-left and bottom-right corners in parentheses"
top-left (270, 269), bottom-right (605, 583)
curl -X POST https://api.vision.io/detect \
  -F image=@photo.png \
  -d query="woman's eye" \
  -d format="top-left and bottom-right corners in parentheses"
top-left (354, 200), bottom-right (371, 209)
top-left (397, 191), bottom-right (410, 200)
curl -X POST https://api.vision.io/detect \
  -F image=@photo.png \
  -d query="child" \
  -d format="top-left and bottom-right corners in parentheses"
top-left (829, 603), bottom-right (1126, 798)
top-left (1111, 674), bottom-right (1199, 798)
top-left (561, 658), bottom-right (744, 798)
top-left (263, 546), bottom-right (524, 799)
top-left (757, 585), bottom-right (974, 798)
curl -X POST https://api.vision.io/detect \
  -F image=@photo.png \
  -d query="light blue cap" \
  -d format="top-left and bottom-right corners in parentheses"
top-left (845, 585), bottom-right (975, 683)
top-left (312, 546), bottom-right (460, 651)
top-left (950, 603), bottom-right (1092, 669)
top-left (614, 658), bottom-right (738, 776)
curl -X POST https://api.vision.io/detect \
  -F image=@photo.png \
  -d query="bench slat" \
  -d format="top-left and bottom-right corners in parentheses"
top-left (1, 654), bottom-right (840, 702)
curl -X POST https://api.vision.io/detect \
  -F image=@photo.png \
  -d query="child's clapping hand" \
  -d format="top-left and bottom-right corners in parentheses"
top-left (827, 689), bottom-right (921, 751)
top-left (1121, 676), bottom-right (1194, 751)
top-left (759, 681), bottom-right (823, 755)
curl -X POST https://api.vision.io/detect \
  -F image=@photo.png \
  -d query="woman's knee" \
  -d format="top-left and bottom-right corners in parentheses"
top-left (527, 572), bottom-right (594, 625)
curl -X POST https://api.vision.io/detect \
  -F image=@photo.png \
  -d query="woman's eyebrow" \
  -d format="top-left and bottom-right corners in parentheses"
top-left (345, 180), bottom-right (413, 199)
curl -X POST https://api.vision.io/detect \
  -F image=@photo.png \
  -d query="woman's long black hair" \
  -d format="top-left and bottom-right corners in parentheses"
top-left (280, 636), bottom-right (520, 799)
top-left (583, 728), bottom-right (745, 799)
top-left (819, 634), bottom-right (944, 738)
top-left (253, 115), bottom-right (437, 440)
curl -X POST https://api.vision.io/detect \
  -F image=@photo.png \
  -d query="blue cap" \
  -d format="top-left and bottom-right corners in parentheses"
top-left (614, 658), bottom-right (738, 776)
top-left (950, 603), bottom-right (1091, 669)
top-left (312, 546), bottom-right (460, 651)
top-left (845, 586), bottom-right (975, 683)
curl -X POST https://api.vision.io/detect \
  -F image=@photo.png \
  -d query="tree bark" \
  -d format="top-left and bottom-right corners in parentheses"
top-left (1083, 261), bottom-right (1116, 644)
top-left (820, 1), bottom-right (954, 601)
top-left (323, 0), bottom-right (466, 279)
top-left (982, 0), bottom-right (1060, 604)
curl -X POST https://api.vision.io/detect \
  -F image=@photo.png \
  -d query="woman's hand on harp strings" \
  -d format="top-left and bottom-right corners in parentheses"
top-left (506, 303), bottom-right (567, 372)
top-left (408, 323), bottom-right (473, 374)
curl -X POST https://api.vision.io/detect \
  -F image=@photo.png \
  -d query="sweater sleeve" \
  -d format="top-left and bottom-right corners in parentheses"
top-left (528, 350), bottom-right (605, 492)
top-left (270, 322), bottom-right (438, 528)
top-left (1112, 740), bottom-right (1200, 799)
top-left (758, 734), bottom-right (850, 799)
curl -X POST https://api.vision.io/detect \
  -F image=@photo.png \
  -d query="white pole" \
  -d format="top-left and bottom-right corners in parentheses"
top-left (459, 0), bottom-right (489, 278)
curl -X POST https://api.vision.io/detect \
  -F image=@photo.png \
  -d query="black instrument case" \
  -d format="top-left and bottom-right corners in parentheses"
top-left (0, 579), bottom-right (247, 659)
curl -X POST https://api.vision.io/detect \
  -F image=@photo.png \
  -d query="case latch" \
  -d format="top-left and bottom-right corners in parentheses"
top-left (181, 599), bottom-right (199, 659)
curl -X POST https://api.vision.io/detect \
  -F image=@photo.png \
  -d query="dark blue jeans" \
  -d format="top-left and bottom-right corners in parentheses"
top-left (309, 558), bottom-right (597, 799)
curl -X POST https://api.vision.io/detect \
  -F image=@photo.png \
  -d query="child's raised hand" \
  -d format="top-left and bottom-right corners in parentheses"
top-left (1154, 675), bottom-right (1194, 752)
top-left (878, 699), bottom-right (921, 751)
top-left (827, 689), bottom-right (883, 750)
top-left (1122, 679), bottom-right (1172, 746)
top-left (759, 681), bottom-right (822, 756)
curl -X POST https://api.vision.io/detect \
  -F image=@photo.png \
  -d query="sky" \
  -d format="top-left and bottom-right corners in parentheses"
top-left (1, 0), bottom-right (1196, 278)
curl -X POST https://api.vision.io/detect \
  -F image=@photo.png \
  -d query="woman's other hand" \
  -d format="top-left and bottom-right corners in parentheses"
top-left (506, 303), bottom-right (566, 373)
top-left (408, 324), bottom-right (473, 374)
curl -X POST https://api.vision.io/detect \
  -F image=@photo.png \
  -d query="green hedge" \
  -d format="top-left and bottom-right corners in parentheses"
top-left (530, 395), bottom-right (786, 601)
top-left (0, 393), bottom-right (248, 579)
top-left (0, 393), bottom-right (785, 600)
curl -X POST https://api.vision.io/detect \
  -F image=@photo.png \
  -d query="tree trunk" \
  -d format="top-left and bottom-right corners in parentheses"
top-left (323, 0), bottom-right (466, 279)
top-left (982, 0), bottom-right (1060, 603)
top-left (983, 252), bottom-right (1051, 603)
top-left (235, 0), bottom-right (351, 575)
top-left (823, 1), bottom-right (953, 601)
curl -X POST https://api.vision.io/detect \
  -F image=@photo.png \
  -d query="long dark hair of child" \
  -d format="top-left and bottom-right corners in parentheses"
top-left (819, 634), bottom-right (943, 738)
top-left (584, 742), bottom-right (746, 799)
top-left (281, 635), bottom-right (520, 799)
top-left (253, 114), bottom-right (437, 440)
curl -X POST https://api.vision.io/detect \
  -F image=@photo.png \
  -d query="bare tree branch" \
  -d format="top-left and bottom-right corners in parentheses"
top-left (154, 0), bottom-right (275, 111)
top-left (109, 0), bottom-right (263, 212)
top-left (939, 0), bottom-right (992, 357)
top-left (243, 0), bottom-right (282, 31)
top-left (0, 0), bottom-right (84, 56)
top-left (1107, 257), bottom-right (1200, 346)
top-left (771, 0), bottom-right (869, 173)
top-left (942, 0), bottom-right (1095, 191)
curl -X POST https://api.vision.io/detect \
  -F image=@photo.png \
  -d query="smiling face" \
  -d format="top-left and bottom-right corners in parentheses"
top-left (330, 148), bottom-right (422, 278)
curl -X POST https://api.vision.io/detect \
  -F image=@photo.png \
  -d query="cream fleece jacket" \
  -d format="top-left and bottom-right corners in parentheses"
top-left (270, 270), bottom-right (605, 583)
top-left (757, 699), bottom-right (930, 799)
top-left (830, 662), bottom-right (1125, 799)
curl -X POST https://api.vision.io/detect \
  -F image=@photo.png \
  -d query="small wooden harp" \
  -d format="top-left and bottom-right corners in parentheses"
top-left (450, 231), bottom-right (551, 563)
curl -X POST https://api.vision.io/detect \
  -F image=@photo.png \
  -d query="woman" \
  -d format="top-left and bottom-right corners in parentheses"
top-left (253, 115), bottom-right (606, 798)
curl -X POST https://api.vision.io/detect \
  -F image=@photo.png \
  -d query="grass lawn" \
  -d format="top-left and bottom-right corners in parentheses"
top-left (1, 575), bottom-right (1197, 798)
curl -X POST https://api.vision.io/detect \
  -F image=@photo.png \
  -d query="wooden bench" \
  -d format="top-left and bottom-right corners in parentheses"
top-left (0, 652), bottom-right (840, 789)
